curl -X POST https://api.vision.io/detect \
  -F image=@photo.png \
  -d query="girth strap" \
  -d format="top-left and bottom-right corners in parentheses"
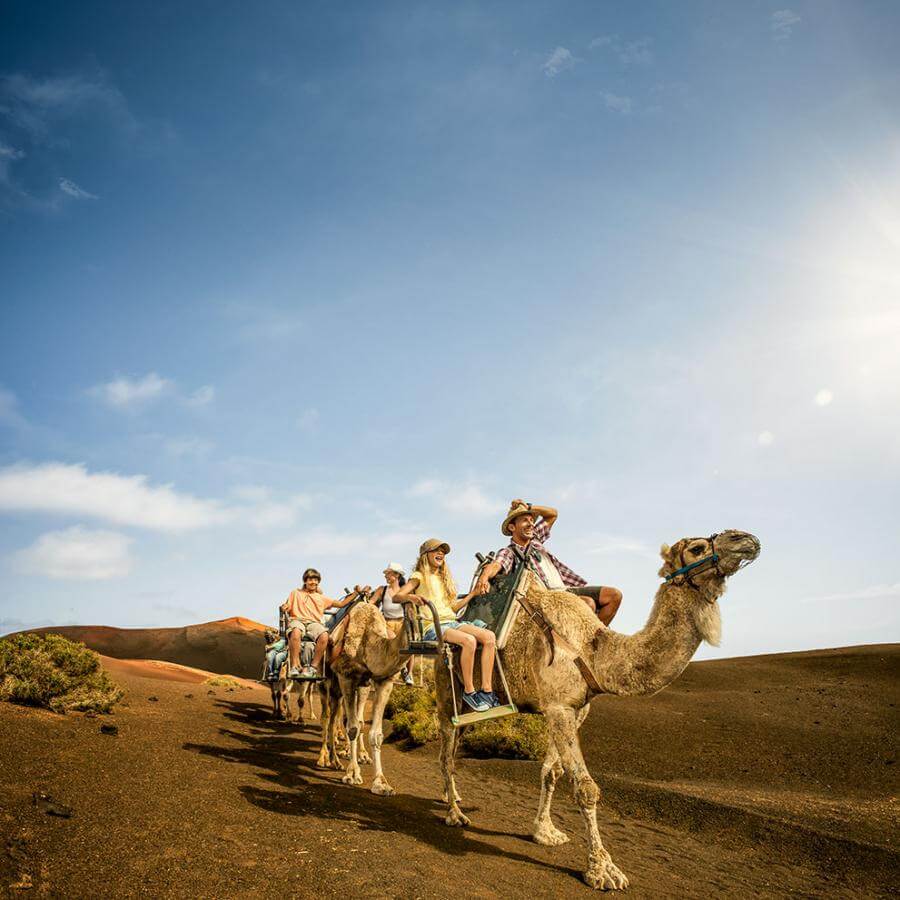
top-left (515, 591), bottom-right (603, 695)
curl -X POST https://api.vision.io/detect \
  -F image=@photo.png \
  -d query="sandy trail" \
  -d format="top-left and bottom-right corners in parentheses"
top-left (3, 656), bottom-right (895, 898)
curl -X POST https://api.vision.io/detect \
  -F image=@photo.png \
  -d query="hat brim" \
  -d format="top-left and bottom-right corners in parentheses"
top-left (420, 542), bottom-right (451, 555)
top-left (501, 507), bottom-right (534, 536)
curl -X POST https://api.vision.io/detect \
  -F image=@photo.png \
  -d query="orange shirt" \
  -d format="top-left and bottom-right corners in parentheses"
top-left (283, 589), bottom-right (330, 623)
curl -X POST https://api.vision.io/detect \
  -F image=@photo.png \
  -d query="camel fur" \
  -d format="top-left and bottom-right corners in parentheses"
top-left (434, 529), bottom-right (760, 891)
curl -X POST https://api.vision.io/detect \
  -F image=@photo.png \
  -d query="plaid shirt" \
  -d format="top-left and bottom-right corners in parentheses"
top-left (494, 519), bottom-right (587, 589)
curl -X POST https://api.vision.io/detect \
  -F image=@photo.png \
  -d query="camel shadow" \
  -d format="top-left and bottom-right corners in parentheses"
top-left (184, 697), bottom-right (576, 878)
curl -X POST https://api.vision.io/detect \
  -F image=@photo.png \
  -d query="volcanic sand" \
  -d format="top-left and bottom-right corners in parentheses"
top-left (1, 645), bottom-right (897, 898)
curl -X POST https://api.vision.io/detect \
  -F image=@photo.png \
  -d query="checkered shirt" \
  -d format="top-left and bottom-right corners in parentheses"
top-left (494, 519), bottom-right (587, 589)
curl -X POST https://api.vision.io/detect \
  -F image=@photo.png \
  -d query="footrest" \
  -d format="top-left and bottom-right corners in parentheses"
top-left (451, 703), bottom-right (518, 727)
top-left (289, 673), bottom-right (324, 682)
top-left (401, 641), bottom-right (440, 656)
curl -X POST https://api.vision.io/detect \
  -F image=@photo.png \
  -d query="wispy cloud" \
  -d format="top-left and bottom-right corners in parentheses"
top-left (0, 462), bottom-right (231, 532)
top-left (800, 582), bottom-right (900, 605)
top-left (589, 34), bottom-right (654, 65)
top-left (542, 47), bottom-right (580, 78)
top-left (0, 386), bottom-right (28, 429)
top-left (600, 91), bottom-right (633, 114)
top-left (227, 304), bottom-right (304, 342)
top-left (12, 526), bottom-right (134, 580)
top-left (270, 527), bottom-right (417, 558)
top-left (586, 533), bottom-right (657, 560)
top-left (408, 479), bottom-right (504, 517)
top-left (771, 9), bottom-right (801, 42)
top-left (90, 372), bottom-right (172, 408)
top-left (89, 373), bottom-right (214, 410)
top-left (231, 485), bottom-right (312, 530)
top-left (59, 178), bottom-right (98, 200)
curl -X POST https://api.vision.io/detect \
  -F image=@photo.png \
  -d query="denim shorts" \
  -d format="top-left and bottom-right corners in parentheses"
top-left (423, 618), bottom-right (489, 642)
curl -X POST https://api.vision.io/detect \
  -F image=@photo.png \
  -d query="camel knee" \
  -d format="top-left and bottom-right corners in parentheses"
top-left (574, 775), bottom-right (600, 808)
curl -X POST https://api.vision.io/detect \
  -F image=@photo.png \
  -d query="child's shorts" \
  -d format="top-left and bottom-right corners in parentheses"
top-left (423, 618), bottom-right (489, 642)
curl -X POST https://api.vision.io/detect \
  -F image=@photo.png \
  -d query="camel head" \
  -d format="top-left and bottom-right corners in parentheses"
top-left (657, 530), bottom-right (760, 646)
top-left (264, 627), bottom-right (279, 644)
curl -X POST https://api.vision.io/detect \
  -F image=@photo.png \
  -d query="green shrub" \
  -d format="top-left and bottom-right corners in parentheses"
top-left (460, 714), bottom-right (548, 760)
top-left (385, 684), bottom-right (439, 747)
top-left (0, 633), bottom-right (123, 714)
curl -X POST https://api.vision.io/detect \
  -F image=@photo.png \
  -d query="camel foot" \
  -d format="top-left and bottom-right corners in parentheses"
top-left (371, 776), bottom-right (394, 797)
top-left (444, 808), bottom-right (470, 828)
top-left (337, 746), bottom-right (350, 759)
top-left (584, 858), bottom-right (629, 891)
top-left (441, 789), bottom-right (463, 804)
top-left (358, 751), bottom-right (372, 765)
top-left (341, 769), bottom-right (364, 786)
top-left (532, 823), bottom-right (569, 846)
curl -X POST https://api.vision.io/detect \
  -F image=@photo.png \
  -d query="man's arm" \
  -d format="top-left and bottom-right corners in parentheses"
top-left (329, 586), bottom-right (370, 609)
top-left (528, 502), bottom-right (558, 532)
top-left (474, 560), bottom-right (503, 595)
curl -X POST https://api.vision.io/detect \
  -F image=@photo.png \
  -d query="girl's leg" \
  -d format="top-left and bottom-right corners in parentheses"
top-left (441, 629), bottom-right (477, 693)
top-left (456, 624), bottom-right (496, 693)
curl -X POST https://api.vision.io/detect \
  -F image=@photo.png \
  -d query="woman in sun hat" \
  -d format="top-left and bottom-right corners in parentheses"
top-left (392, 539), bottom-right (499, 712)
top-left (371, 562), bottom-right (414, 685)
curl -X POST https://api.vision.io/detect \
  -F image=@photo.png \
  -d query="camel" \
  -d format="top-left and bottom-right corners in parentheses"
top-left (325, 600), bottom-right (411, 794)
top-left (435, 529), bottom-right (761, 891)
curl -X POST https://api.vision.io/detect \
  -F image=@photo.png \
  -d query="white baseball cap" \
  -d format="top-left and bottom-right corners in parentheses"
top-left (384, 562), bottom-right (406, 576)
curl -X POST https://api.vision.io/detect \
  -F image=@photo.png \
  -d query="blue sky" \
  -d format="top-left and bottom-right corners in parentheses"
top-left (1, 1), bottom-right (898, 658)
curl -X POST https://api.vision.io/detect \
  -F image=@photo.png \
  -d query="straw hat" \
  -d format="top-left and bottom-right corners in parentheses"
top-left (501, 501), bottom-right (534, 536)
top-left (419, 538), bottom-right (451, 555)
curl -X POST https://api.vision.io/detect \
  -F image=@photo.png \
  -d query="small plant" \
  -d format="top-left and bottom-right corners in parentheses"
top-left (0, 633), bottom-right (123, 714)
top-left (385, 684), bottom-right (439, 747)
top-left (203, 675), bottom-right (247, 689)
top-left (461, 713), bottom-right (548, 760)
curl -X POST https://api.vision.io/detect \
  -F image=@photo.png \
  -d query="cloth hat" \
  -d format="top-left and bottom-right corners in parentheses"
top-left (419, 538), bottom-right (451, 555)
top-left (384, 561), bottom-right (406, 576)
top-left (501, 502), bottom-right (534, 536)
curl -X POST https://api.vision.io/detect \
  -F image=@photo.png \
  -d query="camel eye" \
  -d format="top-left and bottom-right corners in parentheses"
top-left (690, 546), bottom-right (704, 556)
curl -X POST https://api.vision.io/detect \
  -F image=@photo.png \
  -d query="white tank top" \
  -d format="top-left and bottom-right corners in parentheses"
top-left (379, 585), bottom-right (405, 620)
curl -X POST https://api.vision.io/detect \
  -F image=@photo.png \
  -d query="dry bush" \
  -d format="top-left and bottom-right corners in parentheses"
top-left (385, 683), bottom-right (439, 747)
top-left (203, 675), bottom-right (247, 689)
top-left (0, 633), bottom-right (123, 714)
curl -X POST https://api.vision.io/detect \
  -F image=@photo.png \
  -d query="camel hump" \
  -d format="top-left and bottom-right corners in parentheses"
top-left (343, 602), bottom-right (386, 658)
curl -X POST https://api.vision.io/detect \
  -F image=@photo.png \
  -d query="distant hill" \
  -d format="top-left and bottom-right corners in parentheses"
top-left (16, 617), bottom-right (267, 679)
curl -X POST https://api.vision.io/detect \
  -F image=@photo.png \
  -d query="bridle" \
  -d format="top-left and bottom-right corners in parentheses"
top-left (664, 533), bottom-right (723, 589)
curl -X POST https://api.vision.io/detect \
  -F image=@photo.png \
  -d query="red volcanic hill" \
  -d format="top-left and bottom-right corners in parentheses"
top-left (19, 617), bottom-right (267, 679)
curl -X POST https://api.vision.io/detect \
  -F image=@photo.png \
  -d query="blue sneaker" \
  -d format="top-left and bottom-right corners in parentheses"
top-left (477, 690), bottom-right (500, 708)
top-left (462, 691), bottom-right (490, 713)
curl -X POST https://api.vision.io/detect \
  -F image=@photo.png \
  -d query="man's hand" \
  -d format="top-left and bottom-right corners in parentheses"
top-left (474, 574), bottom-right (492, 595)
top-left (511, 498), bottom-right (526, 508)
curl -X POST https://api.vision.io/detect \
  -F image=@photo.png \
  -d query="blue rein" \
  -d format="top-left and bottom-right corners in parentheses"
top-left (664, 552), bottom-right (720, 583)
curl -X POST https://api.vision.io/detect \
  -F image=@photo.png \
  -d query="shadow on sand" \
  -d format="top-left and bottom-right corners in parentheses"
top-left (183, 696), bottom-right (579, 879)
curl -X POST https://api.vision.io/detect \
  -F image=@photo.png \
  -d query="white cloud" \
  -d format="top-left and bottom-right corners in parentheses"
top-left (771, 9), bottom-right (801, 42)
top-left (271, 527), bottom-right (418, 559)
top-left (757, 430), bottom-right (775, 447)
top-left (407, 478), bottom-right (503, 517)
top-left (542, 47), bottom-right (579, 78)
top-left (59, 178), bottom-right (98, 200)
top-left (800, 582), bottom-right (900, 605)
top-left (91, 372), bottom-right (172, 408)
top-left (185, 385), bottom-right (215, 407)
top-left (0, 462), bottom-right (231, 532)
top-left (0, 143), bottom-right (25, 160)
top-left (0, 386), bottom-right (27, 429)
top-left (814, 388), bottom-right (833, 407)
top-left (13, 526), bottom-right (133, 580)
top-left (586, 534), bottom-right (657, 560)
top-left (600, 91), bottom-right (633, 114)
top-left (89, 373), bottom-right (215, 411)
top-left (589, 34), bottom-right (654, 65)
top-left (231, 485), bottom-right (312, 530)
top-left (298, 407), bottom-right (319, 432)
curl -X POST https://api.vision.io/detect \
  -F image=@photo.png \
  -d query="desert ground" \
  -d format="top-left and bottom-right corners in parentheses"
top-left (1, 632), bottom-right (897, 898)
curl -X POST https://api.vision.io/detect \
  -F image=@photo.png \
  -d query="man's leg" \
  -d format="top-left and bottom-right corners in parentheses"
top-left (288, 625), bottom-right (303, 672)
top-left (308, 623), bottom-right (330, 674)
top-left (570, 586), bottom-right (622, 625)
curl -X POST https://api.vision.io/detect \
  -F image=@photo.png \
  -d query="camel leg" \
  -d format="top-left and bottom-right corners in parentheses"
top-left (440, 718), bottom-right (469, 827)
top-left (340, 676), bottom-right (363, 785)
top-left (544, 705), bottom-right (628, 891)
top-left (533, 704), bottom-right (588, 845)
top-left (356, 687), bottom-right (372, 765)
top-left (369, 679), bottom-right (395, 795)
top-left (316, 681), bottom-right (341, 769)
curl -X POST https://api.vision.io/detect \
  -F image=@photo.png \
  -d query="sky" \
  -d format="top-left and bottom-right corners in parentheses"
top-left (1, 1), bottom-right (898, 660)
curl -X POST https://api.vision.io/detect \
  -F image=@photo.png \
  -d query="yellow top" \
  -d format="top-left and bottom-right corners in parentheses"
top-left (409, 568), bottom-right (456, 622)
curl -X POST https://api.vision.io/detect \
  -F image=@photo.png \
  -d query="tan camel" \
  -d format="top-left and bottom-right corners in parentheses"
top-left (328, 600), bottom-right (410, 794)
top-left (435, 529), bottom-right (761, 891)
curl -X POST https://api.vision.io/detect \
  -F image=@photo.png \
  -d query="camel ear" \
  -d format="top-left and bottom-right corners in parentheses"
top-left (660, 543), bottom-right (672, 561)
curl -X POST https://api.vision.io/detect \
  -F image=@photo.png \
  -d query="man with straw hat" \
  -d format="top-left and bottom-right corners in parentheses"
top-left (474, 499), bottom-right (623, 626)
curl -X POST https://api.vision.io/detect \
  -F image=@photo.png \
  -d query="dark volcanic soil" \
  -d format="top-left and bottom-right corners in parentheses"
top-left (1, 646), bottom-right (897, 898)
